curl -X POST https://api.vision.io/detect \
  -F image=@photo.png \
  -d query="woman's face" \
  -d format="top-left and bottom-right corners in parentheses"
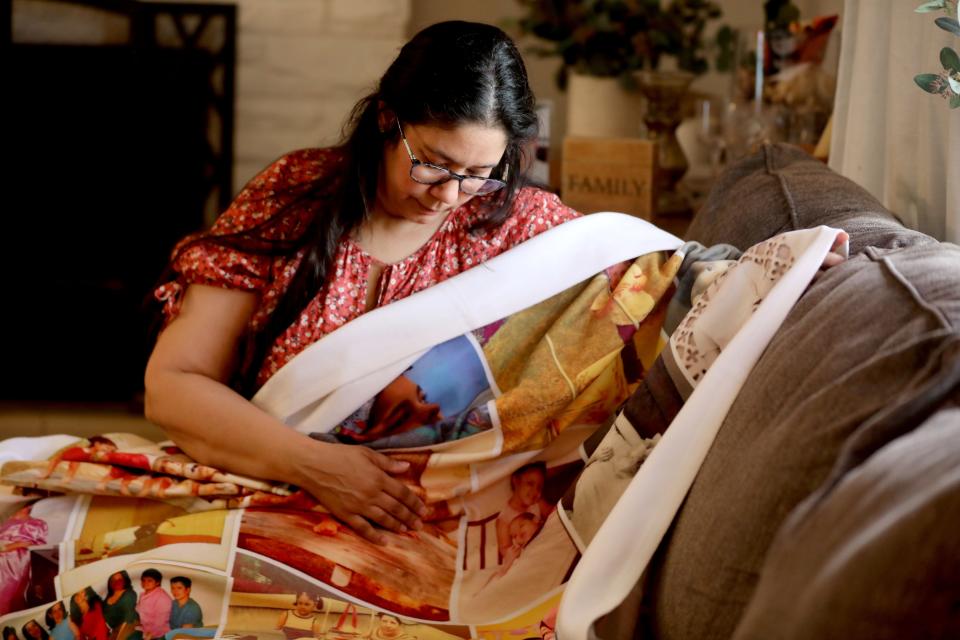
top-left (109, 573), bottom-right (126, 592)
top-left (25, 621), bottom-right (43, 639)
top-left (378, 615), bottom-right (401, 637)
top-left (366, 375), bottom-right (442, 441)
top-left (376, 120), bottom-right (508, 226)
top-left (74, 589), bottom-right (89, 614)
top-left (51, 602), bottom-right (65, 622)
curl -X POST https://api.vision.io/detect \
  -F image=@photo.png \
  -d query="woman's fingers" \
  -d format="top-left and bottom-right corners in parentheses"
top-left (382, 474), bottom-right (428, 519)
top-left (832, 231), bottom-right (850, 252)
top-left (363, 449), bottom-right (428, 517)
top-left (822, 251), bottom-right (845, 268)
top-left (376, 494), bottom-right (424, 530)
top-left (368, 449), bottom-right (411, 475)
top-left (365, 505), bottom-right (407, 533)
top-left (343, 513), bottom-right (387, 545)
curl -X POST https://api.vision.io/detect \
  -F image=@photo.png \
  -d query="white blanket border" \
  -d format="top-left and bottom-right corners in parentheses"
top-left (252, 213), bottom-right (684, 433)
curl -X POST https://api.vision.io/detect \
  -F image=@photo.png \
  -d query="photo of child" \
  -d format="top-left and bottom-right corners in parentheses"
top-left (456, 461), bottom-right (580, 623)
top-left (275, 592), bottom-right (321, 640)
top-left (493, 463), bottom-right (554, 563)
top-left (319, 335), bottom-right (497, 450)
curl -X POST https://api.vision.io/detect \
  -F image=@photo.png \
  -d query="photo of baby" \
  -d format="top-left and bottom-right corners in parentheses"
top-left (455, 460), bottom-right (581, 623)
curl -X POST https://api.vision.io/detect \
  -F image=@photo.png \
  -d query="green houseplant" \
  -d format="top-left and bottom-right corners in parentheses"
top-left (514, 0), bottom-right (727, 88)
top-left (913, 0), bottom-right (960, 109)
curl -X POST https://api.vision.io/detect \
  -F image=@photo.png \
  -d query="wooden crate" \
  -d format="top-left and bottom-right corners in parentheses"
top-left (561, 137), bottom-right (657, 220)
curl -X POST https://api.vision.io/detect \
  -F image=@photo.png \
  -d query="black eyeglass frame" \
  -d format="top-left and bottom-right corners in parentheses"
top-left (396, 121), bottom-right (507, 196)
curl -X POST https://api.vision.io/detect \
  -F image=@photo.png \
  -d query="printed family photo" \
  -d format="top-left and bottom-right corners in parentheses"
top-left (230, 551), bottom-right (471, 639)
top-left (320, 335), bottom-right (498, 451)
top-left (71, 497), bottom-right (237, 571)
top-left (473, 591), bottom-right (561, 640)
top-left (238, 508), bottom-right (457, 622)
top-left (1, 495), bottom-right (82, 617)
top-left (455, 461), bottom-right (581, 623)
top-left (3, 561), bottom-right (226, 640)
top-left (559, 415), bottom-right (661, 550)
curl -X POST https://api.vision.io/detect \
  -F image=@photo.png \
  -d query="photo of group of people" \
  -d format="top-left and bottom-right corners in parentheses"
top-left (315, 335), bottom-right (498, 452)
top-left (0, 564), bottom-right (223, 640)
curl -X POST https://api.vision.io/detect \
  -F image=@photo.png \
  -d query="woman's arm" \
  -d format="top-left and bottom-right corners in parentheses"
top-left (144, 285), bottom-right (425, 543)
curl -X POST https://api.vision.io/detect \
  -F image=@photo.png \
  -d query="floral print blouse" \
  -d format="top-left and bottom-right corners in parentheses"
top-left (155, 148), bottom-right (580, 389)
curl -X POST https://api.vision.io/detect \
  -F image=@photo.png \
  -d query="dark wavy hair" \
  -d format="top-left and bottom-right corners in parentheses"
top-left (44, 601), bottom-right (67, 630)
top-left (3, 626), bottom-right (18, 640)
top-left (69, 587), bottom-right (103, 627)
top-left (20, 621), bottom-right (47, 640)
top-left (160, 21), bottom-right (539, 396)
top-left (106, 570), bottom-right (133, 598)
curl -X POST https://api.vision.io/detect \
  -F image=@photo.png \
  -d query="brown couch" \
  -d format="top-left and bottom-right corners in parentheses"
top-left (615, 144), bottom-right (960, 639)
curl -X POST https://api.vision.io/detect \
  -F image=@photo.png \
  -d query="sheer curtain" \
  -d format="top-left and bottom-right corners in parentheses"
top-left (830, 0), bottom-right (959, 242)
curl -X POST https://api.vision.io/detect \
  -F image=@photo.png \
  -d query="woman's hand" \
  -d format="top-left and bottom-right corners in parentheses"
top-left (822, 231), bottom-right (849, 269)
top-left (294, 442), bottom-right (427, 545)
top-left (814, 231), bottom-right (849, 281)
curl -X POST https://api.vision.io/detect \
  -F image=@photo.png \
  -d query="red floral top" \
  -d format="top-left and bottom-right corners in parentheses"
top-left (155, 148), bottom-right (580, 389)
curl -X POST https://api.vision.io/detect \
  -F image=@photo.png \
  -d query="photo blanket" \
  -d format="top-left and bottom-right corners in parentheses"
top-left (0, 215), bottom-right (844, 640)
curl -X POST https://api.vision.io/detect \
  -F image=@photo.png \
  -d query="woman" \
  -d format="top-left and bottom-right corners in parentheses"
top-left (45, 601), bottom-right (78, 640)
top-left (69, 587), bottom-right (109, 640)
top-left (368, 614), bottom-right (416, 640)
top-left (0, 504), bottom-right (48, 615)
top-left (102, 572), bottom-right (141, 640)
top-left (20, 621), bottom-right (48, 640)
top-left (145, 21), bottom-right (579, 544)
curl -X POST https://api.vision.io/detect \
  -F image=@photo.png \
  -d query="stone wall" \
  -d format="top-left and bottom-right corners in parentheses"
top-left (230, 0), bottom-right (409, 188)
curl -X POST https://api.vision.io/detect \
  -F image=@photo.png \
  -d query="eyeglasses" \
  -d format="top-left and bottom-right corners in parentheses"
top-left (396, 121), bottom-right (507, 196)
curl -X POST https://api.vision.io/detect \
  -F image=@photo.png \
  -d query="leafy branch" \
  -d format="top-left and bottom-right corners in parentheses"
top-left (914, 0), bottom-right (960, 108)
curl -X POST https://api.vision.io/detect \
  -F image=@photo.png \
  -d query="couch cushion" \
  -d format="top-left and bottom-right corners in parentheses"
top-left (685, 144), bottom-right (933, 254)
top-left (731, 395), bottom-right (960, 640)
top-left (640, 240), bottom-right (960, 640)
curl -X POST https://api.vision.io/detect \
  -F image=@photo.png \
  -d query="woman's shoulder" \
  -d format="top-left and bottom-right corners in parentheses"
top-left (467, 185), bottom-right (580, 247)
top-left (247, 147), bottom-right (343, 189)
top-left (510, 185), bottom-right (578, 219)
top-left (210, 147), bottom-right (343, 236)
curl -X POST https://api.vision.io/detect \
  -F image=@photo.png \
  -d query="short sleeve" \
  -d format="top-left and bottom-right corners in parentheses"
top-left (497, 187), bottom-right (581, 250)
top-left (154, 148), bottom-right (336, 323)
